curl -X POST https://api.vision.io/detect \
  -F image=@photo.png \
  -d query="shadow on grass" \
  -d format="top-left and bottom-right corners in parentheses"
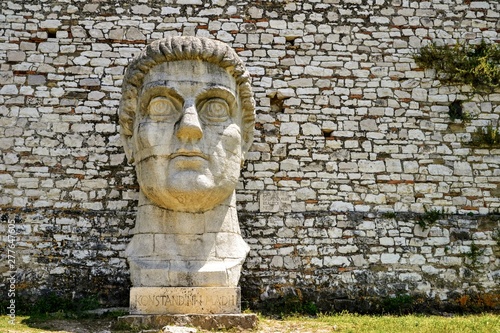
top-left (20, 311), bottom-right (131, 333)
top-left (0, 292), bottom-right (130, 332)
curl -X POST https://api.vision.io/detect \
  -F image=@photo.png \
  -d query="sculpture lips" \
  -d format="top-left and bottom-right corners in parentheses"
top-left (169, 151), bottom-right (209, 160)
top-left (169, 151), bottom-right (209, 169)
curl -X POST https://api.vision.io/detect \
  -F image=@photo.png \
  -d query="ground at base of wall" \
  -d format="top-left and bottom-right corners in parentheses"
top-left (19, 318), bottom-right (335, 333)
top-left (3, 313), bottom-right (500, 333)
top-left (4, 315), bottom-right (331, 333)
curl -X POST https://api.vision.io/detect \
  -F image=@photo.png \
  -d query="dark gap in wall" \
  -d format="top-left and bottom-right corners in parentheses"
top-left (270, 95), bottom-right (284, 113)
top-left (322, 129), bottom-right (333, 138)
top-left (449, 100), bottom-right (463, 120)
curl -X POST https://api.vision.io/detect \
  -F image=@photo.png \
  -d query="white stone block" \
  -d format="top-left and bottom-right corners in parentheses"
top-left (0, 174), bottom-right (15, 185)
top-left (177, 0), bottom-right (202, 4)
top-left (324, 256), bottom-right (350, 267)
top-left (358, 160), bottom-right (385, 173)
top-left (403, 161), bottom-right (419, 173)
top-left (427, 237), bottom-right (450, 246)
top-left (248, 6), bottom-right (263, 18)
top-left (440, 256), bottom-right (462, 266)
top-left (428, 164), bottom-right (453, 176)
top-left (130, 287), bottom-right (241, 315)
top-left (360, 118), bottom-right (377, 131)
top-left (408, 129), bottom-right (425, 140)
top-left (338, 245), bottom-right (358, 254)
top-left (409, 254), bottom-right (426, 265)
top-left (296, 188), bottom-right (316, 200)
top-left (280, 122), bottom-right (300, 136)
top-left (365, 194), bottom-right (387, 204)
top-left (304, 66), bottom-right (333, 76)
top-left (386, 159), bottom-right (402, 172)
top-left (71, 26), bottom-right (87, 38)
top-left (269, 20), bottom-right (287, 29)
top-left (132, 5), bottom-right (152, 15)
top-left (7, 50), bottom-right (25, 62)
top-left (330, 201), bottom-right (354, 212)
top-left (39, 42), bottom-right (59, 53)
top-left (276, 88), bottom-right (295, 98)
top-left (50, 267), bottom-right (66, 274)
top-left (380, 253), bottom-right (400, 264)
top-left (0, 85), bottom-right (18, 95)
top-left (470, 1), bottom-right (490, 9)
top-left (399, 272), bottom-right (422, 281)
top-left (301, 123), bottom-right (322, 136)
top-left (19, 108), bottom-right (39, 117)
top-left (380, 237), bottom-right (394, 246)
top-left (87, 91), bottom-right (105, 101)
top-left (453, 161), bottom-right (472, 176)
top-left (161, 7), bottom-right (180, 15)
top-left (40, 20), bottom-right (61, 29)
top-left (412, 88), bottom-right (427, 101)
top-left (296, 87), bottom-right (319, 95)
top-left (270, 256), bottom-right (283, 268)
top-left (415, 183), bottom-right (437, 194)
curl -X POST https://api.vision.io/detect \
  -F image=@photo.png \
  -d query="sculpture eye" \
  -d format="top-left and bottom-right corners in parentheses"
top-left (199, 98), bottom-right (230, 123)
top-left (147, 97), bottom-right (179, 121)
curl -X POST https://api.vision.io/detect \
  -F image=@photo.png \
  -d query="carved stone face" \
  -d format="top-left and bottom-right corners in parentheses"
top-left (130, 60), bottom-right (243, 213)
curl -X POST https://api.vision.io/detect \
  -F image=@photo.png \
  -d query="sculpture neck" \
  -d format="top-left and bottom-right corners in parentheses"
top-left (133, 191), bottom-right (240, 235)
top-left (126, 190), bottom-right (249, 287)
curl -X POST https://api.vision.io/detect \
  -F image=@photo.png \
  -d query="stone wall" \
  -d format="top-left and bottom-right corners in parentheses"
top-left (1, 0), bottom-right (499, 311)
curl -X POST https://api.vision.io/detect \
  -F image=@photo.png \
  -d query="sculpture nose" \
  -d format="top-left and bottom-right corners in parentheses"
top-left (176, 102), bottom-right (203, 142)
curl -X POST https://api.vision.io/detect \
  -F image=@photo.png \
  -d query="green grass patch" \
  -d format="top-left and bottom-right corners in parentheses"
top-left (381, 211), bottom-right (397, 219)
top-left (256, 294), bottom-right (319, 316)
top-left (469, 125), bottom-right (500, 147)
top-left (0, 292), bottom-right (101, 319)
top-left (381, 294), bottom-right (416, 314)
top-left (417, 207), bottom-right (447, 229)
top-left (2, 313), bottom-right (500, 333)
top-left (448, 100), bottom-right (473, 122)
top-left (414, 39), bottom-right (500, 94)
top-left (315, 312), bottom-right (500, 333)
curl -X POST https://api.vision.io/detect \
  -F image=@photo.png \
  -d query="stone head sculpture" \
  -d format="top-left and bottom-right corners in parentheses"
top-left (118, 37), bottom-right (255, 295)
top-left (119, 36), bottom-right (255, 213)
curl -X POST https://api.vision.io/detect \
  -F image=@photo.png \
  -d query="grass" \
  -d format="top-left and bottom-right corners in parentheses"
top-left (1, 312), bottom-right (499, 333)
top-left (414, 39), bottom-right (500, 94)
top-left (417, 207), bottom-right (447, 229)
top-left (314, 312), bottom-right (500, 333)
top-left (469, 125), bottom-right (500, 147)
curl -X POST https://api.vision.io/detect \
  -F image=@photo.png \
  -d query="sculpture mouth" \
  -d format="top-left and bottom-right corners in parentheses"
top-left (169, 151), bottom-right (209, 160)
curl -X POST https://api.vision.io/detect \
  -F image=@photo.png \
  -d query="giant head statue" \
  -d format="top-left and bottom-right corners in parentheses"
top-left (119, 36), bottom-right (255, 213)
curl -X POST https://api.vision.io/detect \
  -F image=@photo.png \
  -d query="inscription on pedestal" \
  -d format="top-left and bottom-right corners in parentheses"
top-left (130, 287), bottom-right (241, 314)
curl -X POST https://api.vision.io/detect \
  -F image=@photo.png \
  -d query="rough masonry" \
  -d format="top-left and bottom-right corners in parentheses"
top-left (0, 0), bottom-right (499, 312)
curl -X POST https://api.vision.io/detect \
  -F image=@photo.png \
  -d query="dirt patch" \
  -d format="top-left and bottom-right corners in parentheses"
top-left (21, 317), bottom-right (336, 333)
top-left (14, 318), bottom-right (115, 333)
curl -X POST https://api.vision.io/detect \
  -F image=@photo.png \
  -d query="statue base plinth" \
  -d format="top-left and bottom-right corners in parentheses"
top-left (130, 287), bottom-right (241, 314)
top-left (124, 287), bottom-right (256, 330)
top-left (117, 313), bottom-right (258, 331)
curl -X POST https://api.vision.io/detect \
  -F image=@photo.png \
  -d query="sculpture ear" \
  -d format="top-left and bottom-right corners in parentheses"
top-left (240, 132), bottom-right (253, 168)
top-left (242, 137), bottom-right (252, 157)
top-left (122, 134), bottom-right (135, 164)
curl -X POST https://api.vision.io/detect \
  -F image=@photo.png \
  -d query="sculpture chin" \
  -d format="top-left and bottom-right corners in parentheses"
top-left (139, 177), bottom-right (238, 213)
top-left (136, 154), bottom-right (241, 212)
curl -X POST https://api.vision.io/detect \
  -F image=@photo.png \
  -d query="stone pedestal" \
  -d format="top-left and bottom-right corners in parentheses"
top-left (120, 287), bottom-right (258, 330)
top-left (118, 313), bottom-right (258, 331)
top-left (130, 287), bottom-right (241, 315)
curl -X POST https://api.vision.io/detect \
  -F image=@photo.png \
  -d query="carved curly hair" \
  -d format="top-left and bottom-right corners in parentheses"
top-left (118, 36), bottom-right (255, 163)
